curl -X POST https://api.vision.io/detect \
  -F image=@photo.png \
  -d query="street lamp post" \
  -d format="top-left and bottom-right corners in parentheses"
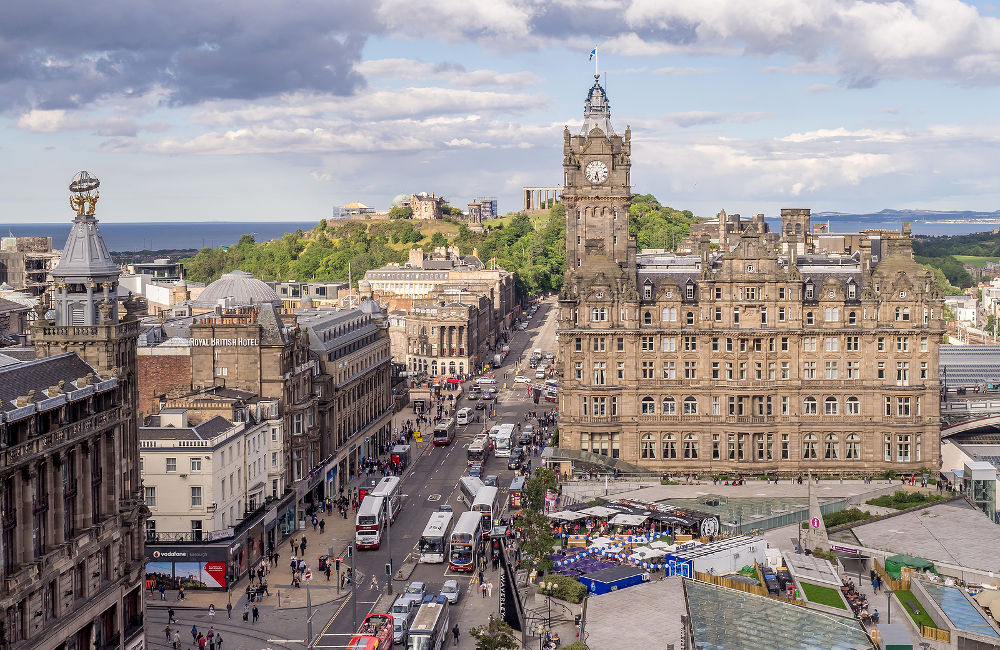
top-left (885, 587), bottom-right (893, 624)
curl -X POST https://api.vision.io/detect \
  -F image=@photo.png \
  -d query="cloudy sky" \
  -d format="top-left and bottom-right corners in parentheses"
top-left (5, 0), bottom-right (1000, 223)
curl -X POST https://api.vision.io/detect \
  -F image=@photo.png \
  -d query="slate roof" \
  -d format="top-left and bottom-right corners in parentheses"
top-left (52, 215), bottom-right (120, 279)
top-left (139, 415), bottom-right (235, 442)
top-left (0, 298), bottom-right (30, 313)
top-left (0, 348), bottom-right (36, 361)
top-left (0, 353), bottom-right (107, 414)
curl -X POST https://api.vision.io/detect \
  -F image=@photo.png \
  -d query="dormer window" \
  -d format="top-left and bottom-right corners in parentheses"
top-left (805, 283), bottom-right (814, 299)
top-left (643, 282), bottom-right (653, 300)
top-left (848, 282), bottom-right (857, 299)
top-left (686, 282), bottom-right (695, 300)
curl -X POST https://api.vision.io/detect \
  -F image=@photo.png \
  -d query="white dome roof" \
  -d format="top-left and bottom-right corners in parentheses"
top-left (194, 270), bottom-right (280, 307)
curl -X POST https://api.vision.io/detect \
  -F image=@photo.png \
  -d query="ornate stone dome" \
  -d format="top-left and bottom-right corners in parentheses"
top-left (194, 270), bottom-right (280, 307)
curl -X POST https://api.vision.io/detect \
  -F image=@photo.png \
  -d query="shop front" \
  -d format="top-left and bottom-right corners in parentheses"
top-left (145, 545), bottom-right (230, 591)
top-left (266, 492), bottom-right (296, 553)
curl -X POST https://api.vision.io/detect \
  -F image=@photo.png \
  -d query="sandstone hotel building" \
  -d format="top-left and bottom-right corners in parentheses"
top-left (556, 77), bottom-right (944, 475)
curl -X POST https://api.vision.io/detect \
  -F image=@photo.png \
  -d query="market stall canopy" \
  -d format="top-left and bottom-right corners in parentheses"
top-left (609, 513), bottom-right (649, 526)
top-left (547, 510), bottom-right (587, 521)
top-left (578, 506), bottom-right (617, 518)
top-left (884, 554), bottom-right (934, 580)
top-left (974, 590), bottom-right (1000, 610)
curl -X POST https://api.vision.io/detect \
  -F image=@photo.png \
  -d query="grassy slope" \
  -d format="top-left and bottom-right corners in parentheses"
top-left (954, 255), bottom-right (1000, 268)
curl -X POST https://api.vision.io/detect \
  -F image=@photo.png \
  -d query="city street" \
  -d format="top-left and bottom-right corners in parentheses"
top-left (312, 296), bottom-right (559, 648)
top-left (145, 297), bottom-right (559, 649)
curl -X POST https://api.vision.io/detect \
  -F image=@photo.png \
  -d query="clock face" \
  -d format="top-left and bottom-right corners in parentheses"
top-left (585, 160), bottom-right (609, 184)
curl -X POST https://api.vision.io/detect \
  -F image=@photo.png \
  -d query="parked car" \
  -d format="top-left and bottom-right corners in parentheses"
top-left (440, 579), bottom-right (460, 604)
top-left (484, 475), bottom-right (499, 487)
top-left (514, 375), bottom-right (530, 384)
top-left (508, 450), bottom-right (524, 470)
top-left (535, 370), bottom-right (545, 379)
top-left (405, 582), bottom-right (426, 599)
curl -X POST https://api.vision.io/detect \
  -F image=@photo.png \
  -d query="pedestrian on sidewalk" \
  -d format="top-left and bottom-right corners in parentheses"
top-left (178, 585), bottom-right (186, 601)
top-left (320, 519), bottom-right (326, 534)
top-left (190, 625), bottom-right (199, 644)
top-left (370, 575), bottom-right (379, 591)
top-left (301, 537), bottom-right (308, 553)
top-left (208, 603), bottom-right (215, 621)
top-left (171, 630), bottom-right (181, 649)
top-left (215, 632), bottom-right (223, 649)
top-left (226, 602), bottom-right (232, 619)
top-left (487, 581), bottom-right (494, 597)
top-left (252, 605), bottom-right (259, 623)
top-left (164, 624), bottom-right (172, 641)
top-left (480, 583), bottom-right (487, 598)
top-left (452, 625), bottom-right (460, 645)
top-left (168, 607), bottom-right (176, 623)
top-left (243, 603), bottom-right (250, 622)
top-left (159, 583), bottom-right (166, 600)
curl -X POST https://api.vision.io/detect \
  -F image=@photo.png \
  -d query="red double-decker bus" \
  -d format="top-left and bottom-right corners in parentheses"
top-left (347, 612), bottom-right (394, 650)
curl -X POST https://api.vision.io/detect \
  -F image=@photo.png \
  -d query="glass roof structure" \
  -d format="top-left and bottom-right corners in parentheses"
top-left (686, 579), bottom-right (873, 650)
top-left (922, 582), bottom-right (1000, 638)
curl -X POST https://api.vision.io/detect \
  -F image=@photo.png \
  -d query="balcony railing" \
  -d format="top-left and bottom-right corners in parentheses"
top-left (0, 408), bottom-right (123, 467)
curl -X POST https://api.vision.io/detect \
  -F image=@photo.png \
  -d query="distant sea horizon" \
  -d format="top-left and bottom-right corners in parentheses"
top-left (0, 221), bottom-right (318, 253)
top-left (0, 216), bottom-right (996, 253)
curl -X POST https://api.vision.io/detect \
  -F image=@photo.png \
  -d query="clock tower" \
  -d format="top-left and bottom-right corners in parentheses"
top-left (562, 75), bottom-right (635, 283)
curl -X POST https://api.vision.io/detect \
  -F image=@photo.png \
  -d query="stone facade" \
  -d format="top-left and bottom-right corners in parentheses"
top-left (410, 192), bottom-right (444, 220)
top-left (386, 292), bottom-right (493, 377)
top-left (556, 78), bottom-right (944, 475)
top-left (6, 189), bottom-right (145, 649)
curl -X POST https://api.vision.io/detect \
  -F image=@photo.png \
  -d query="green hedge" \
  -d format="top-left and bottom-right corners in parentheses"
top-left (562, 643), bottom-right (589, 650)
top-left (823, 508), bottom-right (871, 528)
top-left (866, 491), bottom-right (944, 510)
top-left (541, 574), bottom-right (588, 604)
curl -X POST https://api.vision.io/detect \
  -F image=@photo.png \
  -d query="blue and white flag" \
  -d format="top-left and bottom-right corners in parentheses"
top-left (589, 48), bottom-right (596, 61)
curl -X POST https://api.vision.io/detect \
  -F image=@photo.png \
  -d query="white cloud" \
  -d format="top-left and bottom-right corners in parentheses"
top-left (664, 111), bottom-right (771, 128)
top-left (356, 58), bottom-right (542, 87)
top-left (16, 109), bottom-right (142, 137)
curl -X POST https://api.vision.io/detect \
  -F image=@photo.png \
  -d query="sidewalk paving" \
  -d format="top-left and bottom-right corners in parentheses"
top-left (148, 409), bottom-right (430, 612)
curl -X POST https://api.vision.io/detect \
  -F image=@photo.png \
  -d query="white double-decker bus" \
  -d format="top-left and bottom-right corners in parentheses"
top-left (370, 476), bottom-right (403, 523)
top-left (472, 486), bottom-right (501, 534)
top-left (418, 511), bottom-right (455, 563)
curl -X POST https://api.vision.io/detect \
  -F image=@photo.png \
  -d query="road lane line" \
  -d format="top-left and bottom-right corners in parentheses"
top-left (313, 590), bottom-right (352, 646)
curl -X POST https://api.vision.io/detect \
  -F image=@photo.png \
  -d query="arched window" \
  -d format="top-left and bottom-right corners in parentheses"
top-left (846, 396), bottom-right (860, 415)
top-left (803, 397), bottom-right (817, 415)
top-left (846, 434), bottom-right (861, 459)
top-left (662, 434), bottom-right (677, 459)
top-left (685, 311), bottom-right (695, 325)
top-left (641, 397), bottom-right (656, 414)
top-left (662, 397), bottom-right (676, 415)
top-left (683, 433), bottom-right (699, 459)
top-left (683, 396), bottom-right (698, 415)
top-left (803, 434), bottom-right (818, 459)
top-left (643, 311), bottom-right (652, 325)
top-left (824, 396), bottom-right (838, 415)
top-left (824, 434), bottom-right (839, 459)
top-left (903, 307), bottom-right (910, 321)
top-left (848, 311), bottom-right (857, 325)
top-left (640, 433), bottom-right (656, 459)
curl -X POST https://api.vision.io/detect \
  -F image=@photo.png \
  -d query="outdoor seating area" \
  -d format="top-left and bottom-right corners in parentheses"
top-left (839, 578), bottom-right (873, 624)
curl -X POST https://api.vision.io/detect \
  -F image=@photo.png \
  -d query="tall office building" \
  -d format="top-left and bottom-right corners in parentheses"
top-left (0, 172), bottom-right (146, 649)
top-left (556, 79), bottom-right (944, 475)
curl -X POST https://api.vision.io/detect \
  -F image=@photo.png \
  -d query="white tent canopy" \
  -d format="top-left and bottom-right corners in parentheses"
top-left (609, 513), bottom-right (648, 526)
top-left (578, 506), bottom-right (617, 517)
top-left (547, 510), bottom-right (587, 522)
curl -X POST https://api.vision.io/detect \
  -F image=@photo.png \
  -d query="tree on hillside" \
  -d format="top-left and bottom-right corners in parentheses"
top-left (388, 206), bottom-right (413, 220)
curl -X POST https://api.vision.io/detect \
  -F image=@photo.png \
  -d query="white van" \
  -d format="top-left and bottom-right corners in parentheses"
top-left (456, 407), bottom-right (474, 425)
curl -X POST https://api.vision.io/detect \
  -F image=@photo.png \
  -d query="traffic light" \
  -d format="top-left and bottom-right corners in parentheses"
top-left (385, 562), bottom-right (392, 576)
top-left (335, 558), bottom-right (341, 572)
top-left (348, 546), bottom-right (353, 558)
